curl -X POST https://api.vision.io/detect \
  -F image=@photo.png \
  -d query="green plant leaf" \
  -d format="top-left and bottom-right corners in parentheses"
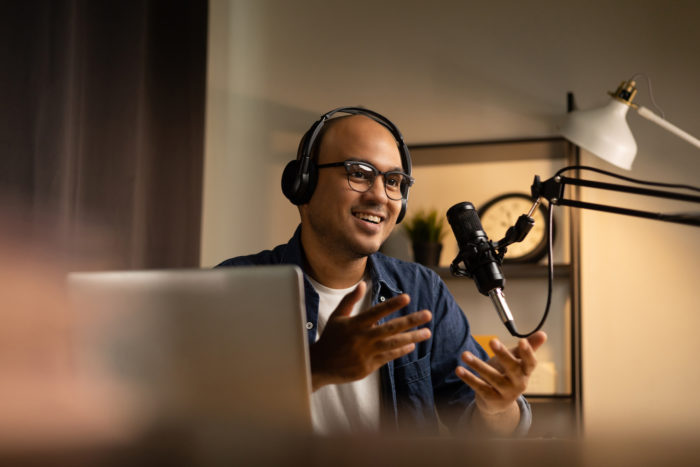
top-left (403, 208), bottom-right (447, 244)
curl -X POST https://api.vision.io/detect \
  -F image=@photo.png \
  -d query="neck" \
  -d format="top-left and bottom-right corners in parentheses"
top-left (300, 228), bottom-right (368, 289)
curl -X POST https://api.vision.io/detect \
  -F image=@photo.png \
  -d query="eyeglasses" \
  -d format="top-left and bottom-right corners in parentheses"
top-left (316, 160), bottom-right (414, 201)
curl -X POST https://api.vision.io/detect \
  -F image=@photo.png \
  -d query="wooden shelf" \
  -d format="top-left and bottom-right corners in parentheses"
top-left (410, 137), bottom-right (568, 166)
top-left (526, 395), bottom-right (578, 438)
top-left (526, 394), bottom-right (574, 400)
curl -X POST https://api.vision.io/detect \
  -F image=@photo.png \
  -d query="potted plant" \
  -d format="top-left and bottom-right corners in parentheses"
top-left (403, 208), bottom-right (447, 267)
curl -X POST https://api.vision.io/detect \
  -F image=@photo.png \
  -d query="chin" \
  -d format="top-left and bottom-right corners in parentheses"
top-left (347, 238), bottom-right (384, 258)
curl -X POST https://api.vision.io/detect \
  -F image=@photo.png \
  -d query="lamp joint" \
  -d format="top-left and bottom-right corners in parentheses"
top-left (608, 80), bottom-right (639, 109)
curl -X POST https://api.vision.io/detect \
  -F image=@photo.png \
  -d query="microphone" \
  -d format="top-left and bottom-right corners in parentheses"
top-left (446, 202), bottom-right (517, 336)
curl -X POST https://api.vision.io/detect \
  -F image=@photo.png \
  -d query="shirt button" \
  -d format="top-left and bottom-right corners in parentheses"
top-left (305, 322), bottom-right (314, 330)
top-left (379, 296), bottom-right (386, 302)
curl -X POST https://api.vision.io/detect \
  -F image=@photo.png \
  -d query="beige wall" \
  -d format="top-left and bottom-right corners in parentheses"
top-left (203, 0), bottom-right (700, 435)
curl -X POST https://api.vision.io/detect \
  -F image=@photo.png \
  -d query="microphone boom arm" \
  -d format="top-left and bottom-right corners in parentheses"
top-left (531, 169), bottom-right (700, 227)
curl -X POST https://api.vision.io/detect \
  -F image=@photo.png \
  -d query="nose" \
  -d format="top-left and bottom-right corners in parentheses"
top-left (362, 175), bottom-right (390, 203)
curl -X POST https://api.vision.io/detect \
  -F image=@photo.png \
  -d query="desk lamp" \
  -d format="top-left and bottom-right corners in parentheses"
top-left (559, 78), bottom-right (700, 171)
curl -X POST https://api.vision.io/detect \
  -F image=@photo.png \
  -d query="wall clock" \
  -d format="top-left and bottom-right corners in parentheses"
top-left (478, 192), bottom-right (553, 263)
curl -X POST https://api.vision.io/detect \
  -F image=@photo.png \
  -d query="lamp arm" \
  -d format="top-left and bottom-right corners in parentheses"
top-left (558, 176), bottom-right (700, 203)
top-left (636, 106), bottom-right (700, 149)
top-left (554, 198), bottom-right (700, 226)
top-left (531, 173), bottom-right (700, 227)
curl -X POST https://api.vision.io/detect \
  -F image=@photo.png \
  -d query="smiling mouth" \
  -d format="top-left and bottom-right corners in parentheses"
top-left (353, 212), bottom-right (383, 224)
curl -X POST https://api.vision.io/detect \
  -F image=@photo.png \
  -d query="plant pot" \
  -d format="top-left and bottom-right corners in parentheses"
top-left (412, 242), bottom-right (442, 267)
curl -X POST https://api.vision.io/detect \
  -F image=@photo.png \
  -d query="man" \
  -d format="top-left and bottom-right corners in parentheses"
top-left (218, 108), bottom-right (546, 436)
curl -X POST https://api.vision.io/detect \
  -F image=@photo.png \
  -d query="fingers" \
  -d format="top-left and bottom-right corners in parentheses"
top-left (509, 332), bottom-right (545, 376)
top-left (490, 331), bottom-right (546, 377)
top-left (374, 343), bottom-right (417, 366)
top-left (354, 292), bottom-right (411, 325)
top-left (457, 335), bottom-right (546, 415)
top-left (461, 334), bottom-right (544, 393)
top-left (462, 351), bottom-right (509, 389)
top-left (455, 365), bottom-right (497, 396)
top-left (372, 326), bottom-right (431, 352)
top-left (517, 339), bottom-right (538, 376)
top-left (455, 366), bottom-right (515, 417)
top-left (368, 309), bottom-right (432, 338)
top-left (488, 339), bottom-right (522, 376)
top-left (526, 331), bottom-right (547, 352)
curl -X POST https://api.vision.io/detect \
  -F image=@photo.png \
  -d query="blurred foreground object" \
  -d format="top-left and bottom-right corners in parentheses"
top-left (0, 212), bottom-right (136, 456)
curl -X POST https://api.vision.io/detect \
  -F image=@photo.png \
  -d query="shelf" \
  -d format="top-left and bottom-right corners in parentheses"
top-left (432, 263), bottom-right (572, 280)
top-left (526, 395), bottom-right (578, 438)
top-left (410, 137), bottom-right (568, 166)
top-left (526, 394), bottom-right (574, 400)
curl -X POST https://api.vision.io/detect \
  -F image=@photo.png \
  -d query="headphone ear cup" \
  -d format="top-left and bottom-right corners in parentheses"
top-left (281, 159), bottom-right (318, 205)
top-left (281, 160), bottom-right (301, 204)
top-left (299, 160), bottom-right (318, 204)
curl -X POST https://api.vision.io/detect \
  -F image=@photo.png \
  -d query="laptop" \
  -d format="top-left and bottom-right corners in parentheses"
top-left (67, 265), bottom-right (312, 441)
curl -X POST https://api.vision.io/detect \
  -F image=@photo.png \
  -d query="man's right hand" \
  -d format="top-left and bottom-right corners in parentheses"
top-left (309, 281), bottom-right (432, 391)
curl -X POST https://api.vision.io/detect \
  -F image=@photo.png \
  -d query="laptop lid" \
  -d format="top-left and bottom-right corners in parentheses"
top-left (67, 265), bottom-right (311, 438)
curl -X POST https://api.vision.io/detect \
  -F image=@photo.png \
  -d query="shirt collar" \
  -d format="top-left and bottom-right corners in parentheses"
top-left (286, 224), bottom-right (404, 297)
top-left (368, 252), bottom-right (404, 296)
top-left (280, 224), bottom-right (306, 268)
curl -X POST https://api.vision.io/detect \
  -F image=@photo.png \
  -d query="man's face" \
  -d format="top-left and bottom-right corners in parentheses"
top-left (300, 115), bottom-right (404, 260)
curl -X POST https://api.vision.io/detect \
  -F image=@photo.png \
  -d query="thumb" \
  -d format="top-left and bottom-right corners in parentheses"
top-left (329, 281), bottom-right (366, 319)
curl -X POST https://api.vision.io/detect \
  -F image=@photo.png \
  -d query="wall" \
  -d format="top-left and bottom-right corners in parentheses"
top-left (203, 0), bottom-right (700, 436)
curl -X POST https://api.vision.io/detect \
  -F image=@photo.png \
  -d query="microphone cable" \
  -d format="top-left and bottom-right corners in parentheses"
top-left (506, 199), bottom-right (554, 338)
top-left (521, 164), bottom-right (700, 339)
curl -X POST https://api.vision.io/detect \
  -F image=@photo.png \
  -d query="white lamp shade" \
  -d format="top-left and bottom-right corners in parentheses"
top-left (560, 99), bottom-right (637, 170)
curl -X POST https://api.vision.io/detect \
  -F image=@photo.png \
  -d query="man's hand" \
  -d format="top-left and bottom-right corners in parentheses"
top-left (309, 281), bottom-right (432, 391)
top-left (455, 331), bottom-right (547, 433)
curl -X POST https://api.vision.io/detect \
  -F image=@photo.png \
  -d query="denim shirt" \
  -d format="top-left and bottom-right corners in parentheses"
top-left (217, 225), bottom-right (531, 434)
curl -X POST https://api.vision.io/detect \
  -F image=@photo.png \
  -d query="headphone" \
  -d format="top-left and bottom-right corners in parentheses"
top-left (281, 107), bottom-right (412, 223)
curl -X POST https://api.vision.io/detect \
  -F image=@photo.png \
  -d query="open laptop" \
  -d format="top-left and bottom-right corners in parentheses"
top-left (67, 265), bottom-right (312, 441)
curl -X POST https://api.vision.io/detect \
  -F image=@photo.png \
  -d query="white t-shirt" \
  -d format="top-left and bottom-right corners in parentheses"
top-left (306, 276), bottom-right (382, 435)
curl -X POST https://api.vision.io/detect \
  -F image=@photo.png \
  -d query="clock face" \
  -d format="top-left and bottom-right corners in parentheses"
top-left (479, 193), bottom-right (551, 263)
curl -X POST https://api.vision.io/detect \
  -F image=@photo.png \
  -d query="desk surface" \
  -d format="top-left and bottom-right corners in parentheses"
top-left (3, 430), bottom-right (699, 467)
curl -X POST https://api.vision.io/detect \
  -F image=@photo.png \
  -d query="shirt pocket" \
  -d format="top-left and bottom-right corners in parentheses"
top-left (393, 353), bottom-right (437, 431)
top-left (394, 352), bottom-right (432, 384)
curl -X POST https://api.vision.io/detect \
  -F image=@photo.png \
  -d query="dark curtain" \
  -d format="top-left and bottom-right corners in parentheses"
top-left (0, 0), bottom-right (208, 269)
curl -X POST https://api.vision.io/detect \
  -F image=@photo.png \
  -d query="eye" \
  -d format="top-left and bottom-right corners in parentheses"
top-left (385, 173), bottom-right (403, 189)
top-left (347, 163), bottom-right (374, 181)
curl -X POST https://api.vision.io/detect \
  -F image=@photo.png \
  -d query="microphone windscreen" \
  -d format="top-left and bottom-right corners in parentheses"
top-left (447, 202), bottom-right (485, 245)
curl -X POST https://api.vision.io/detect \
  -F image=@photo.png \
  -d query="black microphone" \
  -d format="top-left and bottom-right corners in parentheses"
top-left (446, 202), bottom-right (517, 336)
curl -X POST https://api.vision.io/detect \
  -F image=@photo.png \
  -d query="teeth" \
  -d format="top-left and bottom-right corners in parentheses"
top-left (355, 213), bottom-right (381, 224)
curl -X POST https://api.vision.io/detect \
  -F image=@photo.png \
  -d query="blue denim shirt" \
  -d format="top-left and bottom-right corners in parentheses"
top-left (217, 226), bottom-right (531, 434)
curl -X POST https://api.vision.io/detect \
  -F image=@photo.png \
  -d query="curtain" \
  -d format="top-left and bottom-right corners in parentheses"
top-left (0, 0), bottom-right (208, 269)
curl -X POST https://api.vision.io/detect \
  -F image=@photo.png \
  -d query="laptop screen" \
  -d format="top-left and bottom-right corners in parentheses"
top-left (67, 265), bottom-right (312, 438)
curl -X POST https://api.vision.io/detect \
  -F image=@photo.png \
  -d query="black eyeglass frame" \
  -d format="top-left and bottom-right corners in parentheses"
top-left (316, 160), bottom-right (415, 201)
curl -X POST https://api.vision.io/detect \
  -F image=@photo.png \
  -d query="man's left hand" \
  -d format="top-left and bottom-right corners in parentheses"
top-left (455, 331), bottom-right (547, 432)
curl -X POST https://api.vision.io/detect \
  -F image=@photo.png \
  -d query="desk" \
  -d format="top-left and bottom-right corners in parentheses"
top-left (3, 430), bottom-right (699, 467)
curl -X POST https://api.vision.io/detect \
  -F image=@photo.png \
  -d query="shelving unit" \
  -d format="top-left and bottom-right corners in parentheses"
top-left (407, 136), bottom-right (582, 438)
